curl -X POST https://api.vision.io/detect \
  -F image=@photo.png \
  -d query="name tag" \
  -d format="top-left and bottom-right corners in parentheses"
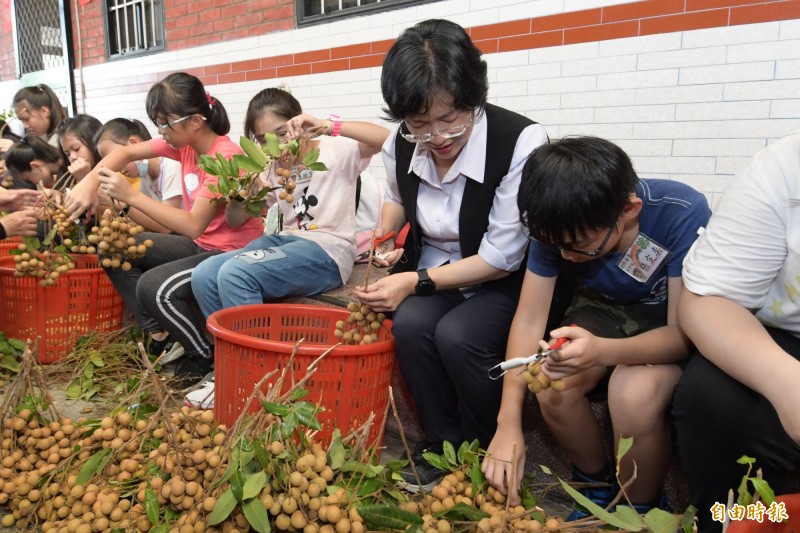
top-left (617, 233), bottom-right (670, 283)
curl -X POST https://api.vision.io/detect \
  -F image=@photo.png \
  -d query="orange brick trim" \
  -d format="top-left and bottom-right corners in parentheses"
top-left (84, 0), bottom-right (800, 97)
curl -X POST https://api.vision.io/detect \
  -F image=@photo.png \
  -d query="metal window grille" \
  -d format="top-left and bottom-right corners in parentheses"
top-left (297, 0), bottom-right (438, 26)
top-left (14, 0), bottom-right (65, 75)
top-left (104, 0), bottom-right (164, 60)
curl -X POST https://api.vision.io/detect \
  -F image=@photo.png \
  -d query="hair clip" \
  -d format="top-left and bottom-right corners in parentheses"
top-left (206, 92), bottom-right (216, 108)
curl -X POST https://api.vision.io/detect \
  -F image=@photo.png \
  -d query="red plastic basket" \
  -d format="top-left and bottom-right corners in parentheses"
top-left (0, 238), bottom-right (22, 258)
top-left (208, 303), bottom-right (395, 448)
top-left (0, 255), bottom-right (124, 363)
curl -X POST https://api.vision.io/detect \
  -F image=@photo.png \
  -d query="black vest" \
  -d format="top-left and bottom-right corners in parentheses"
top-left (392, 103), bottom-right (537, 301)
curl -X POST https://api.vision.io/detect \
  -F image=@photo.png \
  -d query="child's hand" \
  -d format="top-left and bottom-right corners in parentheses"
top-left (285, 114), bottom-right (327, 140)
top-left (67, 157), bottom-right (92, 181)
top-left (64, 175), bottom-right (99, 221)
top-left (0, 207), bottom-right (38, 237)
top-left (482, 424), bottom-right (526, 506)
top-left (0, 138), bottom-right (14, 153)
top-left (371, 228), bottom-right (403, 267)
top-left (97, 167), bottom-right (136, 204)
top-left (352, 272), bottom-right (417, 312)
top-left (541, 326), bottom-right (599, 379)
top-left (0, 188), bottom-right (40, 211)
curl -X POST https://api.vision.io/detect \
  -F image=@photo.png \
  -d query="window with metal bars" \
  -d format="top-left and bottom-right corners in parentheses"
top-left (297, 0), bottom-right (438, 26)
top-left (103, 0), bottom-right (165, 60)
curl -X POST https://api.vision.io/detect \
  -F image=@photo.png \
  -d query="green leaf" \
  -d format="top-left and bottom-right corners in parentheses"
top-left (246, 202), bottom-right (264, 218)
top-left (145, 486), bottom-right (160, 526)
top-left (357, 478), bottom-right (383, 497)
top-left (242, 471), bottom-right (268, 501)
top-left (240, 137), bottom-right (269, 168)
top-left (749, 477), bottom-right (776, 506)
top-left (737, 455), bottom-right (757, 465)
top-left (616, 436), bottom-right (633, 465)
top-left (421, 451), bottom-right (449, 472)
top-left (539, 464), bottom-right (553, 476)
top-left (8, 338), bottom-right (24, 351)
top-left (265, 133), bottom-right (282, 158)
top-left (150, 526), bottom-right (170, 533)
top-left (261, 401), bottom-right (291, 417)
top-left (234, 154), bottom-right (266, 174)
top-left (737, 476), bottom-right (753, 507)
top-left (643, 508), bottom-right (681, 533)
top-left (83, 364), bottom-right (94, 380)
top-left (253, 440), bottom-right (271, 470)
top-left (469, 460), bottom-right (485, 492)
top-left (680, 505), bottom-right (697, 533)
top-left (521, 487), bottom-right (537, 511)
top-left (329, 435), bottom-right (347, 470)
top-left (558, 478), bottom-right (642, 530)
top-left (436, 502), bottom-right (490, 521)
top-left (76, 448), bottom-right (112, 485)
top-left (302, 148), bottom-right (319, 167)
top-left (208, 488), bottom-right (238, 526)
top-left (290, 388), bottom-right (309, 400)
top-left (308, 162), bottom-right (328, 172)
top-left (357, 503), bottom-right (424, 530)
top-left (295, 402), bottom-right (322, 430)
top-left (89, 352), bottom-right (105, 367)
top-left (614, 505), bottom-right (646, 529)
top-left (199, 155), bottom-right (222, 176)
top-left (456, 441), bottom-right (469, 464)
top-left (242, 497), bottom-right (271, 533)
top-left (231, 470), bottom-right (247, 502)
top-left (66, 380), bottom-right (82, 400)
top-left (443, 441), bottom-right (457, 466)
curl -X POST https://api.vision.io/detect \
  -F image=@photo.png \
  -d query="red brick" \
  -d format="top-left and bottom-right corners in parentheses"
top-left (294, 48), bottom-right (330, 63)
top-left (262, 54), bottom-right (294, 68)
top-left (475, 38), bottom-right (499, 54)
top-left (165, 4), bottom-right (186, 18)
top-left (218, 72), bottom-right (246, 83)
top-left (533, 8), bottom-right (602, 32)
top-left (214, 18), bottom-right (234, 32)
top-left (204, 63), bottom-right (231, 75)
top-left (212, 0), bottom-right (236, 7)
top-left (231, 59), bottom-right (261, 72)
top-left (686, 0), bottom-right (772, 9)
top-left (199, 75), bottom-right (218, 86)
top-left (312, 58), bottom-right (349, 74)
top-left (331, 43), bottom-right (371, 59)
top-left (730, 0), bottom-right (800, 25)
top-left (371, 39), bottom-right (396, 54)
top-left (640, 9), bottom-right (730, 35)
top-left (245, 68), bottom-right (278, 81)
top-left (188, 22), bottom-right (214, 37)
top-left (277, 64), bottom-right (312, 77)
top-left (176, 14), bottom-right (199, 29)
top-left (471, 19), bottom-right (531, 41)
top-left (199, 9), bottom-right (221, 23)
top-left (350, 54), bottom-right (385, 70)
top-left (165, 19), bottom-right (177, 31)
top-left (564, 20), bottom-right (639, 44)
top-left (227, 3), bottom-right (248, 17)
top-left (187, 0), bottom-right (212, 14)
top-left (498, 31), bottom-right (563, 52)
top-left (603, 0), bottom-right (685, 22)
top-left (169, 28), bottom-right (189, 41)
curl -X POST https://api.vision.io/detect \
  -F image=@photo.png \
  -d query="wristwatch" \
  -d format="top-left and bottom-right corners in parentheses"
top-left (415, 269), bottom-right (436, 296)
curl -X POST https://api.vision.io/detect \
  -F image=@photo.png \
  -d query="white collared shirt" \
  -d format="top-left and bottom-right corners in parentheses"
top-left (383, 110), bottom-right (548, 273)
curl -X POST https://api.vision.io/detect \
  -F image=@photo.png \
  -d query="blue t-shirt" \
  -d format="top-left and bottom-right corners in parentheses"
top-left (527, 179), bottom-right (710, 305)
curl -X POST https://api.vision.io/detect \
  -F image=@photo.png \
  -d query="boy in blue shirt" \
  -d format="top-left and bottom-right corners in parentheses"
top-left (482, 136), bottom-right (710, 517)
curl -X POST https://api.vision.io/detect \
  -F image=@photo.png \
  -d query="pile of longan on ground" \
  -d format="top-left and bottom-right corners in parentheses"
top-left (334, 302), bottom-right (386, 346)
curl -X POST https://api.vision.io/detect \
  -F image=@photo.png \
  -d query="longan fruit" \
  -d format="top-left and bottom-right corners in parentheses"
top-left (551, 379), bottom-right (566, 392)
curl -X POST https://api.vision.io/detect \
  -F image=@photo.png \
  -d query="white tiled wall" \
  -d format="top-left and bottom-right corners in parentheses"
top-left (1, 0), bottom-right (799, 205)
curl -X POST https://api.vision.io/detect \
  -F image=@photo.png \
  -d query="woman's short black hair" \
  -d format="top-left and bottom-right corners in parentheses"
top-left (244, 88), bottom-right (302, 140)
top-left (57, 114), bottom-right (103, 166)
top-left (381, 19), bottom-right (488, 121)
top-left (146, 72), bottom-right (230, 136)
top-left (3, 135), bottom-right (63, 176)
top-left (518, 136), bottom-right (639, 247)
top-left (12, 84), bottom-right (67, 136)
top-left (94, 118), bottom-right (152, 147)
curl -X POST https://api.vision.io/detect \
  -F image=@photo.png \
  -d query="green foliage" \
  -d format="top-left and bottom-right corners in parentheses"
top-left (0, 333), bottom-right (25, 375)
top-left (736, 455), bottom-right (777, 507)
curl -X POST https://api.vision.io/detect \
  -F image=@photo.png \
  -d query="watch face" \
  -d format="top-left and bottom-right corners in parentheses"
top-left (416, 279), bottom-right (436, 296)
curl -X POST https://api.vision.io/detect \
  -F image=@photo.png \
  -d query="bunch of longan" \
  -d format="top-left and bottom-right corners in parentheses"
top-left (12, 242), bottom-right (76, 286)
top-left (90, 211), bottom-right (153, 271)
top-left (334, 302), bottom-right (386, 345)
top-left (275, 166), bottom-right (297, 204)
top-left (521, 361), bottom-right (566, 394)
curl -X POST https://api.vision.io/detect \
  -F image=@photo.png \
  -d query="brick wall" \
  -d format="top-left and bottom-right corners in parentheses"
top-left (73, 0), bottom-right (106, 68)
top-left (72, 0), bottom-right (295, 68)
top-left (0, 0), bottom-right (15, 81)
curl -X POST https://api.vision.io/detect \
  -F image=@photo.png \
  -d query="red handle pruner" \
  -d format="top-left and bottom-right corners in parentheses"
top-left (487, 324), bottom-right (577, 380)
top-left (373, 231), bottom-right (395, 247)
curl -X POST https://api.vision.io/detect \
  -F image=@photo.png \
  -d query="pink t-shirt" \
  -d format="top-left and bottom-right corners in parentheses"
top-left (150, 136), bottom-right (264, 252)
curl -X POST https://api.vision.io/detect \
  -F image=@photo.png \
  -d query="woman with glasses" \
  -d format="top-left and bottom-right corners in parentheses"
top-left (482, 137), bottom-right (710, 518)
top-left (64, 72), bottom-right (264, 387)
top-left (352, 19), bottom-right (548, 491)
top-left (184, 88), bottom-right (387, 408)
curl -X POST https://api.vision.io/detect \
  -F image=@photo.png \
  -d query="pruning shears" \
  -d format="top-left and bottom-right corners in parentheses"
top-left (357, 230), bottom-right (396, 262)
top-left (487, 324), bottom-right (577, 380)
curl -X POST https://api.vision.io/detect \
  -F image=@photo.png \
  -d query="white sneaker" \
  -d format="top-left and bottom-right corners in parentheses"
top-left (183, 376), bottom-right (214, 409)
top-left (160, 342), bottom-right (185, 365)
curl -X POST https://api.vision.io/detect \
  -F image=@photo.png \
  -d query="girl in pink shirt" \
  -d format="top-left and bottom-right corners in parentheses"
top-left (65, 72), bottom-right (263, 387)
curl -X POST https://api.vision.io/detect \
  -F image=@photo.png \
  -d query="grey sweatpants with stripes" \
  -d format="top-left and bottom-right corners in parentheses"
top-left (102, 232), bottom-right (221, 357)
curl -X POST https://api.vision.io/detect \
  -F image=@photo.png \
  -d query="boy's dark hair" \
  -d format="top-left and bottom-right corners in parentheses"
top-left (381, 19), bottom-right (488, 121)
top-left (12, 84), bottom-right (67, 136)
top-left (518, 136), bottom-right (639, 247)
top-left (95, 117), bottom-right (152, 147)
top-left (56, 114), bottom-right (103, 166)
top-left (3, 135), bottom-right (63, 176)
top-left (146, 72), bottom-right (230, 135)
top-left (244, 88), bottom-right (302, 140)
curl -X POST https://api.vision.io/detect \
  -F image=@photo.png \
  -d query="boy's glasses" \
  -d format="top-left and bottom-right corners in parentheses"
top-left (155, 115), bottom-right (205, 130)
top-left (558, 222), bottom-right (617, 257)
top-left (400, 115), bottom-right (474, 144)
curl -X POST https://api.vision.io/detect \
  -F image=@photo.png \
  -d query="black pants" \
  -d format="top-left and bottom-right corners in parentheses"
top-left (103, 232), bottom-right (220, 357)
top-left (672, 327), bottom-right (800, 533)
